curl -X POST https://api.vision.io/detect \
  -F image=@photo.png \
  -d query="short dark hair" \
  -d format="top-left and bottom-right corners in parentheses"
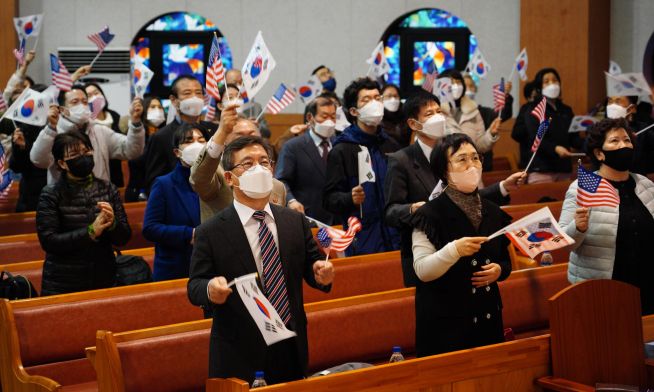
top-left (430, 133), bottom-right (479, 185)
top-left (533, 67), bottom-right (561, 97)
top-left (585, 117), bottom-right (634, 168)
top-left (317, 90), bottom-right (341, 106)
top-left (52, 130), bottom-right (93, 168)
top-left (307, 97), bottom-right (337, 118)
top-left (172, 123), bottom-right (204, 149)
top-left (83, 82), bottom-right (109, 111)
top-left (58, 85), bottom-right (86, 106)
top-left (403, 89), bottom-right (440, 120)
top-left (25, 76), bottom-right (35, 87)
top-left (170, 75), bottom-right (201, 98)
top-left (312, 65), bottom-right (328, 75)
top-left (381, 83), bottom-right (400, 96)
top-left (343, 77), bottom-right (380, 123)
top-left (523, 80), bottom-right (537, 100)
top-left (221, 136), bottom-right (273, 171)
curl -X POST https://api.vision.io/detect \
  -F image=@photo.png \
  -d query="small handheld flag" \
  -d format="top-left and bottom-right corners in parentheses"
top-left (87, 26), bottom-right (115, 67)
top-left (492, 78), bottom-right (506, 113)
top-left (316, 217), bottom-right (362, 253)
top-left (366, 41), bottom-right (390, 79)
top-left (264, 83), bottom-right (296, 115)
top-left (531, 118), bottom-right (550, 153)
top-left (421, 66), bottom-right (439, 93)
top-left (206, 33), bottom-right (226, 100)
top-left (294, 75), bottom-right (323, 104)
top-left (509, 48), bottom-right (528, 81)
top-left (576, 163), bottom-right (619, 209)
top-left (531, 97), bottom-right (547, 124)
top-left (0, 93), bottom-right (7, 113)
top-left (13, 38), bottom-right (26, 67)
top-left (468, 47), bottom-right (491, 80)
top-left (241, 31), bottom-right (277, 100)
top-left (568, 116), bottom-right (597, 133)
top-left (50, 54), bottom-right (73, 91)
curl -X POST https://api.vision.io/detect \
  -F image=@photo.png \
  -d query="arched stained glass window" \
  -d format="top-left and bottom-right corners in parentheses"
top-left (382, 8), bottom-right (477, 94)
top-left (131, 12), bottom-right (233, 96)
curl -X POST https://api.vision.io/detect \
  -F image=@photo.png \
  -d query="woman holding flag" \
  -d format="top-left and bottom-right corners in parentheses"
top-left (410, 133), bottom-right (512, 356)
top-left (559, 118), bottom-right (654, 315)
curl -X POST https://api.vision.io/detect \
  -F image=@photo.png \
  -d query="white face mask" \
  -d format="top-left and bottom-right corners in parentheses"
top-left (357, 100), bottom-right (384, 127)
top-left (180, 141), bottom-right (205, 166)
top-left (448, 166), bottom-right (481, 193)
top-left (606, 103), bottom-right (628, 119)
top-left (235, 164), bottom-right (273, 199)
top-left (465, 91), bottom-right (476, 101)
top-left (179, 96), bottom-right (205, 117)
top-left (542, 83), bottom-right (560, 99)
top-left (451, 84), bottom-right (464, 100)
top-left (383, 98), bottom-right (400, 112)
top-left (416, 113), bottom-right (446, 140)
top-left (313, 119), bottom-right (336, 138)
top-left (57, 115), bottom-right (79, 134)
top-left (68, 103), bottom-right (91, 126)
top-left (147, 109), bottom-right (165, 126)
top-left (223, 98), bottom-right (245, 114)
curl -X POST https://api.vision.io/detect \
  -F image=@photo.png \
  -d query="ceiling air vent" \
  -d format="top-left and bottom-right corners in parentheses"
top-left (57, 47), bottom-right (131, 74)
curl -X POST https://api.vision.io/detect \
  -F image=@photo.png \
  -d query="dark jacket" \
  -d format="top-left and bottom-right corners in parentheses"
top-left (478, 94), bottom-right (514, 171)
top-left (275, 131), bottom-right (338, 225)
top-left (187, 204), bottom-right (329, 383)
top-left (36, 175), bottom-right (131, 295)
top-left (514, 98), bottom-right (582, 172)
top-left (104, 109), bottom-right (125, 188)
top-left (8, 122), bottom-right (47, 212)
top-left (411, 193), bottom-right (512, 356)
top-left (511, 103), bottom-right (532, 169)
top-left (125, 126), bottom-right (159, 202)
top-left (143, 163), bottom-right (200, 281)
top-left (323, 124), bottom-right (400, 255)
top-left (384, 142), bottom-right (509, 287)
top-left (631, 117), bottom-right (654, 175)
top-left (381, 109), bottom-right (409, 149)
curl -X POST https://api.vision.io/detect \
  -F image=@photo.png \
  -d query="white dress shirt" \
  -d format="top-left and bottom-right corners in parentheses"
top-left (309, 129), bottom-right (332, 155)
top-left (233, 199), bottom-right (279, 278)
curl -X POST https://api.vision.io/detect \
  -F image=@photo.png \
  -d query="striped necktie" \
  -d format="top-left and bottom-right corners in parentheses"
top-left (252, 210), bottom-right (291, 324)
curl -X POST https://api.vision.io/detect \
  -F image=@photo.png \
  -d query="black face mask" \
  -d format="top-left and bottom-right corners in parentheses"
top-left (65, 155), bottom-right (95, 178)
top-left (600, 147), bottom-right (634, 172)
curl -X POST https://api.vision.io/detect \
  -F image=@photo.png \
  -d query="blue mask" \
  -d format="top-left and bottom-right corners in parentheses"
top-left (322, 77), bottom-right (336, 92)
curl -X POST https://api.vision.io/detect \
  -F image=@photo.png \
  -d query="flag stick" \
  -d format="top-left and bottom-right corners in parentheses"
top-left (89, 51), bottom-right (102, 69)
top-left (254, 108), bottom-right (266, 122)
top-left (11, 119), bottom-right (18, 130)
top-left (32, 34), bottom-right (40, 52)
top-left (636, 122), bottom-right (654, 136)
top-left (324, 251), bottom-right (330, 264)
top-left (507, 66), bottom-right (515, 83)
top-left (524, 150), bottom-right (537, 173)
top-left (305, 216), bottom-right (330, 229)
top-left (360, 204), bottom-right (363, 219)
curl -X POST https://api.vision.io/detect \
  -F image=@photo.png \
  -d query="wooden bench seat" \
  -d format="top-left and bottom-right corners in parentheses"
top-left (0, 251), bottom-right (402, 391)
top-left (509, 181), bottom-right (571, 205)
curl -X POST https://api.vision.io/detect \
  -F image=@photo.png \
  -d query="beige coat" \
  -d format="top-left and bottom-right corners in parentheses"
top-left (441, 96), bottom-right (498, 153)
top-left (190, 144), bottom-right (286, 222)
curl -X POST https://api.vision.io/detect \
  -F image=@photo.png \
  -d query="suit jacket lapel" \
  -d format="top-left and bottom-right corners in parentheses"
top-left (300, 132), bottom-right (327, 177)
top-left (411, 143), bottom-right (437, 196)
top-left (220, 205), bottom-right (259, 276)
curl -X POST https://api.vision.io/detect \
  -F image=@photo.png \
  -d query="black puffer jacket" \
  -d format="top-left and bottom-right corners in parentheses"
top-left (36, 175), bottom-right (131, 295)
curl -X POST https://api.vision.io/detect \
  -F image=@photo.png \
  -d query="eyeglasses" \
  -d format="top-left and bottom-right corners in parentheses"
top-left (449, 153), bottom-right (483, 166)
top-left (232, 158), bottom-right (274, 171)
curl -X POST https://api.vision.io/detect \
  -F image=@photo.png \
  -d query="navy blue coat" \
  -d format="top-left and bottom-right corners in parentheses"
top-left (143, 163), bottom-right (200, 281)
top-left (275, 131), bottom-right (338, 225)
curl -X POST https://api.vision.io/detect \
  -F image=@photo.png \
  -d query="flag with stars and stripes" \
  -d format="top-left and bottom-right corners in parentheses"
top-left (576, 164), bottom-right (619, 209)
top-left (87, 26), bottom-right (115, 52)
top-left (50, 54), bottom-right (73, 91)
top-left (531, 96), bottom-right (546, 123)
top-left (492, 78), bottom-right (506, 113)
top-left (265, 83), bottom-right (295, 114)
top-left (316, 217), bottom-right (362, 252)
top-left (530, 118), bottom-right (550, 153)
top-left (206, 34), bottom-right (225, 100)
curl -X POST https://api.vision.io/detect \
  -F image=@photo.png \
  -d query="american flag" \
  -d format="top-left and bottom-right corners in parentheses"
top-left (0, 143), bottom-right (13, 202)
top-left (205, 34), bottom-right (225, 100)
top-left (204, 95), bottom-right (216, 121)
top-left (13, 38), bottom-right (26, 66)
top-left (531, 118), bottom-right (549, 153)
top-left (265, 83), bottom-right (295, 114)
top-left (0, 93), bottom-right (7, 112)
top-left (492, 78), bottom-right (505, 113)
top-left (87, 26), bottom-right (115, 52)
top-left (421, 69), bottom-right (439, 93)
top-left (316, 217), bottom-right (362, 252)
top-left (577, 164), bottom-right (620, 208)
top-left (50, 54), bottom-right (73, 91)
top-left (531, 97), bottom-right (547, 123)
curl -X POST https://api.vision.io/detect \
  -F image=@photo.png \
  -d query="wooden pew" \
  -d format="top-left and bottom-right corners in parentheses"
top-left (482, 169), bottom-right (513, 187)
top-left (509, 181), bottom-right (571, 205)
top-left (0, 201), bottom-right (147, 237)
top-left (87, 264), bottom-right (571, 392)
top-left (0, 251), bottom-right (402, 391)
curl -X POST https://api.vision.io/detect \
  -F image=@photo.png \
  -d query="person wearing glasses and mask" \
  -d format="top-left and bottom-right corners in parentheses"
top-left (36, 131), bottom-right (131, 295)
top-left (559, 118), bottom-right (654, 315)
top-left (324, 77), bottom-right (400, 256)
top-left (411, 133), bottom-right (512, 356)
top-left (143, 124), bottom-right (207, 281)
top-left (275, 97), bottom-right (339, 225)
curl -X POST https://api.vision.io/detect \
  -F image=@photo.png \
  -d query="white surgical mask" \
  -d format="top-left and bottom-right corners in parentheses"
top-left (357, 100), bottom-right (384, 127)
top-left (542, 83), bottom-right (560, 99)
top-left (223, 98), bottom-right (245, 114)
top-left (451, 84), bottom-right (464, 100)
top-left (179, 96), bottom-right (205, 117)
top-left (56, 116), bottom-right (79, 134)
top-left (147, 109), bottom-right (165, 126)
top-left (313, 119), bottom-right (336, 138)
top-left (235, 165), bottom-right (273, 199)
top-left (383, 98), bottom-right (400, 112)
top-left (68, 103), bottom-right (91, 126)
top-left (417, 113), bottom-right (446, 139)
top-left (180, 141), bottom-right (205, 166)
top-left (606, 103), bottom-right (628, 119)
top-left (448, 166), bottom-right (481, 193)
top-left (465, 91), bottom-right (476, 101)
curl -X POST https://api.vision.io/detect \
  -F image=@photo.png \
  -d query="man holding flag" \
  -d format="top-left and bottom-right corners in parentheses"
top-left (188, 136), bottom-right (334, 384)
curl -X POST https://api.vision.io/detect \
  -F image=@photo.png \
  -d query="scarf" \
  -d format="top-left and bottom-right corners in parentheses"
top-left (445, 186), bottom-right (482, 231)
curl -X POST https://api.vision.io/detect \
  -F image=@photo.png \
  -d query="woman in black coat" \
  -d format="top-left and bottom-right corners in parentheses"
top-left (411, 133), bottom-right (512, 357)
top-left (36, 131), bottom-right (131, 295)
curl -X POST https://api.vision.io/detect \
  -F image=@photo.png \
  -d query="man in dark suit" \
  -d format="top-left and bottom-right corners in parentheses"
top-left (384, 90), bottom-right (525, 287)
top-left (144, 75), bottom-right (216, 193)
top-left (275, 97), bottom-right (339, 225)
top-left (188, 136), bottom-right (334, 385)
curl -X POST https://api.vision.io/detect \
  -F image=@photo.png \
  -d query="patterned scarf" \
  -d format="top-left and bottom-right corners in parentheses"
top-left (445, 186), bottom-right (482, 231)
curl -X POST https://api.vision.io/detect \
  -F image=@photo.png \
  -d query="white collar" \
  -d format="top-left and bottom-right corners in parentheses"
top-left (309, 128), bottom-right (329, 147)
top-left (233, 199), bottom-right (274, 226)
top-left (416, 138), bottom-right (433, 162)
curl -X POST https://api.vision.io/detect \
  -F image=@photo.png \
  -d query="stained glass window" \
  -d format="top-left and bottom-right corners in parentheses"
top-left (384, 8), bottom-right (478, 87)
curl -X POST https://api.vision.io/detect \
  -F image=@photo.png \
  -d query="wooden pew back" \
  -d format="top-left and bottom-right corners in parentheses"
top-left (509, 181), bottom-right (571, 205)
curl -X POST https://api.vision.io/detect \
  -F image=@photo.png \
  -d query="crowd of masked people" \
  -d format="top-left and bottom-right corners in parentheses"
top-left (2, 49), bottom-right (654, 383)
